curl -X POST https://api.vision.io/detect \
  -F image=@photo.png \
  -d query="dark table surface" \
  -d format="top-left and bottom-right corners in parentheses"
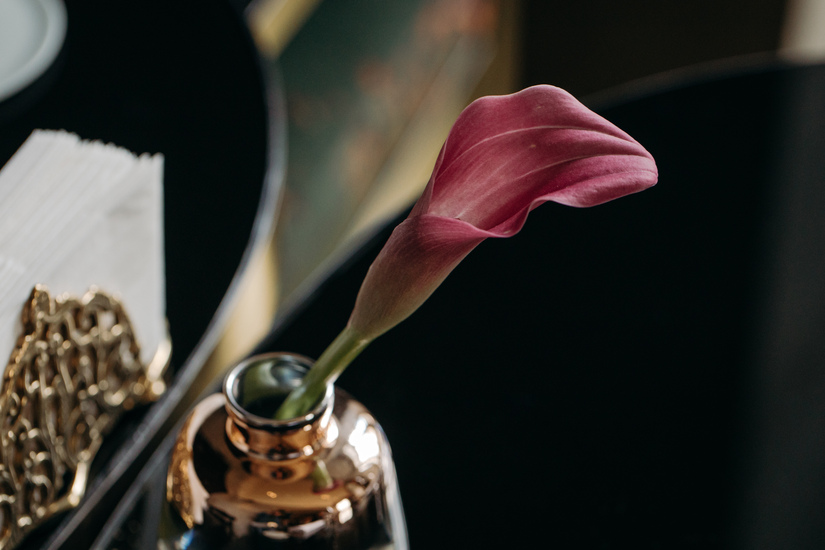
top-left (0, 0), bottom-right (273, 368)
top-left (0, 1), bottom-right (279, 548)
top-left (254, 58), bottom-right (825, 550)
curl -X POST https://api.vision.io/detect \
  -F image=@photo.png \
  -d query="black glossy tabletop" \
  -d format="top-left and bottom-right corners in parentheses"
top-left (0, 2), bottom-right (274, 548)
top-left (0, 0), bottom-right (270, 369)
top-left (259, 60), bottom-right (825, 550)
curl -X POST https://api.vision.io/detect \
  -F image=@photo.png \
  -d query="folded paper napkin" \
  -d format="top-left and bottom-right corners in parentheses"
top-left (0, 130), bottom-right (165, 366)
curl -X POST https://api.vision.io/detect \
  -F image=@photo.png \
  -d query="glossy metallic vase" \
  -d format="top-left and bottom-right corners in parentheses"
top-left (158, 353), bottom-right (407, 549)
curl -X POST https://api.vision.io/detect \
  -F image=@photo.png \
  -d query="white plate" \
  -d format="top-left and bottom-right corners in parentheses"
top-left (0, 0), bottom-right (67, 102)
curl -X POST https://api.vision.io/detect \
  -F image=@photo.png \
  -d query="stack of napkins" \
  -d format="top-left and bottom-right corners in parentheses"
top-left (0, 130), bottom-right (165, 366)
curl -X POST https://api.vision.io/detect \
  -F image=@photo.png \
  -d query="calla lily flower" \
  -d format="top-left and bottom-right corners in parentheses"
top-left (275, 85), bottom-right (658, 419)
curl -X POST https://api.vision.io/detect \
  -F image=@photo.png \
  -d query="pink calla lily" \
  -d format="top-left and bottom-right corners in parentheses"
top-left (349, 85), bottom-right (658, 340)
top-left (275, 85), bottom-right (658, 419)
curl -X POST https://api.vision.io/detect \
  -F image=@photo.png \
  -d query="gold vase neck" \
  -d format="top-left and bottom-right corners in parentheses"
top-left (223, 353), bottom-right (335, 461)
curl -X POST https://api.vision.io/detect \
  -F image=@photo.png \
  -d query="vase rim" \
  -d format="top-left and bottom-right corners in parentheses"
top-left (223, 351), bottom-right (333, 429)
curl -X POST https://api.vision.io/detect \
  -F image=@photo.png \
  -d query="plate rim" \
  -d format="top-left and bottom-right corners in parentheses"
top-left (0, 0), bottom-right (67, 102)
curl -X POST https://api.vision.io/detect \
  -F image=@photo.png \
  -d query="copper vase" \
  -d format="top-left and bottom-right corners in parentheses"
top-left (158, 353), bottom-right (407, 549)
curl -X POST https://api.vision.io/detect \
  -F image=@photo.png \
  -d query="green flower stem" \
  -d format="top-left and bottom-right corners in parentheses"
top-left (274, 326), bottom-right (371, 420)
top-left (310, 459), bottom-right (335, 492)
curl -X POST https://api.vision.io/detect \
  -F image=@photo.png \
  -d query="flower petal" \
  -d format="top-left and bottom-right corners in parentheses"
top-left (348, 215), bottom-right (487, 339)
top-left (417, 85), bottom-right (657, 234)
top-left (349, 85), bottom-right (657, 340)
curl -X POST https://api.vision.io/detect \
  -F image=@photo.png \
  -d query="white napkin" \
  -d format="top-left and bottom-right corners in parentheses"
top-left (0, 130), bottom-right (165, 365)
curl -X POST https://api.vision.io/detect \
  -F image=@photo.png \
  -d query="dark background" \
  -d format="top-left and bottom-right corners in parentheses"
top-left (261, 61), bottom-right (825, 549)
top-left (260, 2), bottom-right (825, 548)
top-left (520, 0), bottom-right (786, 96)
